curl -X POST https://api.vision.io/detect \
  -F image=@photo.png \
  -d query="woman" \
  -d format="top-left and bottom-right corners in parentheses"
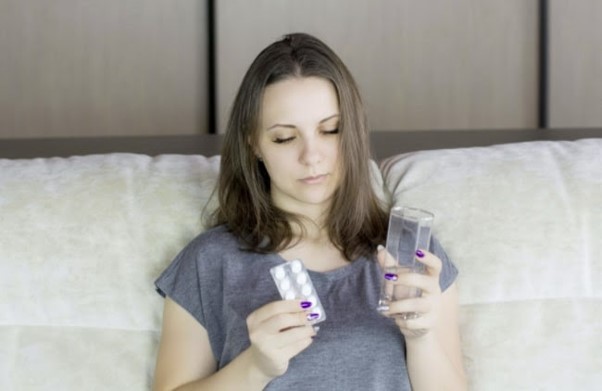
top-left (153, 33), bottom-right (466, 390)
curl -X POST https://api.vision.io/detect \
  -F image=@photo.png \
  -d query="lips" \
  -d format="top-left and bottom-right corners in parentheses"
top-left (300, 174), bottom-right (328, 184)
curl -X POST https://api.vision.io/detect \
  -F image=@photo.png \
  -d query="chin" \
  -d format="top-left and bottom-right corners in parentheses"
top-left (298, 192), bottom-right (336, 207)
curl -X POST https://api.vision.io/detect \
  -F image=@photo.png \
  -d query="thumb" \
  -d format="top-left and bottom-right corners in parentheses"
top-left (376, 245), bottom-right (396, 269)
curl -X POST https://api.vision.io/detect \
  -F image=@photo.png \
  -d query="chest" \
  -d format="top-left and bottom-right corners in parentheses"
top-left (216, 258), bottom-right (407, 368)
top-left (213, 258), bottom-right (410, 389)
top-left (278, 243), bottom-right (349, 272)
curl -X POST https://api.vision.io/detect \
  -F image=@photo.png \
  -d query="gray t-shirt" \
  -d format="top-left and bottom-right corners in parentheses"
top-left (155, 225), bottom-right (458, 390)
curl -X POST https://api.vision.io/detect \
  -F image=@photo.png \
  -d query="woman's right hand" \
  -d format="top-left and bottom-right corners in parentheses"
top-left (245, 300), bottom-right (317, 379)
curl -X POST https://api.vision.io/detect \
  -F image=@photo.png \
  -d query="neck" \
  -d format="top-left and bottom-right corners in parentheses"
top-left (280, 222), bottom-right (348, 271)
top-left (291, 214), bottom-right (328, 241)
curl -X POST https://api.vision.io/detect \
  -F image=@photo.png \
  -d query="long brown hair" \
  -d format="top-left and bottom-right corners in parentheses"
top-left (213, 32), bottom-right (387, 261)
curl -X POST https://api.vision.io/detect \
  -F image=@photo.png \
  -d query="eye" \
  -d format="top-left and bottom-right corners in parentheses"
top-left (273, 136), bottom-right (295, 144)
top-left (322, 128), bottom-right (339, 135)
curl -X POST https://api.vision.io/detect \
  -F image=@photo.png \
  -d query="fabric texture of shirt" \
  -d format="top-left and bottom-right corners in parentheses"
top-left (155, 225), bottom-right (458, 391)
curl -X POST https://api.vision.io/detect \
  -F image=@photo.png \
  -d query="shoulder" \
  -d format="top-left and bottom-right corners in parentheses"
top-left (160, 225), bottom-right (244, 281)
top-left (175, 224), bottom-right (269, 276)
top-left (155, 225), bottom-right (247, 299)
top-left (182, 225), bottom-right (242, 257)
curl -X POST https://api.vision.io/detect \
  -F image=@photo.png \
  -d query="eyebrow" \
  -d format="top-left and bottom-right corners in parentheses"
top-left (266, 113), bottom-right (340, 131)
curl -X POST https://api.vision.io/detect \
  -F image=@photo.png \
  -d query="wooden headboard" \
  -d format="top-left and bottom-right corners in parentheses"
top-left (1, 128), bottom-right (600, 161)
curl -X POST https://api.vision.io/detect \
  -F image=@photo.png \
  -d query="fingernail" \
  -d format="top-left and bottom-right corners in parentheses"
top-left (300, 301), bottom-right (312, 309)
top-left (307, 312), bottom-right (320, 321)
top-left (377, 304), bottom-right (390, 312)
top-left (416, 249), bottom-right (425, 258)
top-left (384, 273), bottom-right (398, 281)
top-left (377, 244), bottom-right (385, 251)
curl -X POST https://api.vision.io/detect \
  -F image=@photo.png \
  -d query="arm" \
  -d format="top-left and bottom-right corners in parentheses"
top-left (153, 297), bottom-right (316, 391)
top-left (404, 283), bottom-right (466, 390)
top-left (378, 248), bottom-right (467, 390)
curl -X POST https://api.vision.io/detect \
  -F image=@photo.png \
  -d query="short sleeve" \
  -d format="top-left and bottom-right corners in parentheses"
top-left (155, 241), bottom-right (206, 327)
top-left (429, 235), bottom-right (458, 292)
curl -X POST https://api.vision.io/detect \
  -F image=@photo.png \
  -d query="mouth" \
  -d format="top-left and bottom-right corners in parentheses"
top-left (300, 174), bottom-right (328, 184)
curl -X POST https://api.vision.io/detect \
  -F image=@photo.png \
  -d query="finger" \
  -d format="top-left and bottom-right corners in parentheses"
top-left (392, 272), bottom-right (440, 295)
top-left (376, 244), bottom-right (397, 269)
top-left (383, 297), bottom-right (431, 317)
top-left (277, 326), bottom-right (315, 358)
top-left (247, 299), bottom-right (306, 328)
top-left (377, 245), bottom-right (401, 298)
top-left (273, 324), bottom-right (316, 350)
top-left (270, 310), bottom-right (321, 334)
top-left (415, 249), bottom-right (442, 277)
top-left (394, 315), bottom-right (432, 335)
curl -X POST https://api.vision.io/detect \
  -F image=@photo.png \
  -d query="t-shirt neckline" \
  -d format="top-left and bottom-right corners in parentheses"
top-left (269, 253), bottom-right (371, 281)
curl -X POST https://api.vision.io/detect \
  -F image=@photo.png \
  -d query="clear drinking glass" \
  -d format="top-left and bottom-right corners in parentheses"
top-left (377, 206), bottom-right (434, 319)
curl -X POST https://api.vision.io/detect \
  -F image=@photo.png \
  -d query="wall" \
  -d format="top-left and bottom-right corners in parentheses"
top-left (549, 0), bottom-right (602, 128)
top-left (0, 1), bottom-right (600, 139)
top-left (0, 0), bottom-right (206, 138)
top-left (217, 0), bottom-right (538, 133)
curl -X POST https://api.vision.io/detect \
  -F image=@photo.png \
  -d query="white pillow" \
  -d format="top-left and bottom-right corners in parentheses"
top-left (381, 139), bottom-right (602, 390)
top-left (0, 153), bottom-right (220, 389)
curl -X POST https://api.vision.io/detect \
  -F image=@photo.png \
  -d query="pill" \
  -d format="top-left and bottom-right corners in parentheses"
top-left (274, 268), bottom-right (286, 279)
top-left (284, 290), bottom-right (296, 300)
top-left (301, 284), bottom-right (312, 296)
top-left (296, 273), bottom-right (308, 284)
top-left (291, 260), bottom-right (303, 273)
top-left (280, 278), bottom-right (291, 291)
top-left (270, 260), bottom-right (326, 325)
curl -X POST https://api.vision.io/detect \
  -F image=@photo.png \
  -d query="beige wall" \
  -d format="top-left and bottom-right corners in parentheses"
top-left (0, 1), bottom-right (206, 139)
top-left (0, 1), bottom-right (600, 139)
top-left (217, 0), bottom-right (539, 133)
top-left (549, 0), bottom-right (602, 128)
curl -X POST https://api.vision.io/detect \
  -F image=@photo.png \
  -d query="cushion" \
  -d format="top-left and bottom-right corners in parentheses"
top-left (0, 153), bottom-right (220, 389)
top-left (381, 139), bottom-right (602, 389)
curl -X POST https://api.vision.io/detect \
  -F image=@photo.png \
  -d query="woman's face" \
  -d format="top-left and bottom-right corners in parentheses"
top-left (255, 76), bottom-right (342, 219)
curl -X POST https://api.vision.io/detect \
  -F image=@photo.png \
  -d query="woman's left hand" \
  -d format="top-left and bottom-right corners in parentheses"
top-left (376, 246), bottom-right (443, 339)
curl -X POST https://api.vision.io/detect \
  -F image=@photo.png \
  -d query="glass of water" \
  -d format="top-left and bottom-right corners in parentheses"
top-left (378, 206), bottom-right (434, 319)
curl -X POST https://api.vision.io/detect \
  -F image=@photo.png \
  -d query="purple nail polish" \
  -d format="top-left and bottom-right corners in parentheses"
top-left (300, 301), bottom-right (312, 309)
top-left (307, 313), bottom-right (320, 321)
top-left (416, 249), bottom-right (425, 258)
top-left (384, 273), bottom-right (398, 281)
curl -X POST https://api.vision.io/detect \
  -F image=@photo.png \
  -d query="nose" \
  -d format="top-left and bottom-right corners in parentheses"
top-left (300, 137), bottom-right (322, 166)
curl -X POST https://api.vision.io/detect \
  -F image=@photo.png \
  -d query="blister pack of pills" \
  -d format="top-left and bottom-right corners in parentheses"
top-left (270, 259), bottom-right (326, 324)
